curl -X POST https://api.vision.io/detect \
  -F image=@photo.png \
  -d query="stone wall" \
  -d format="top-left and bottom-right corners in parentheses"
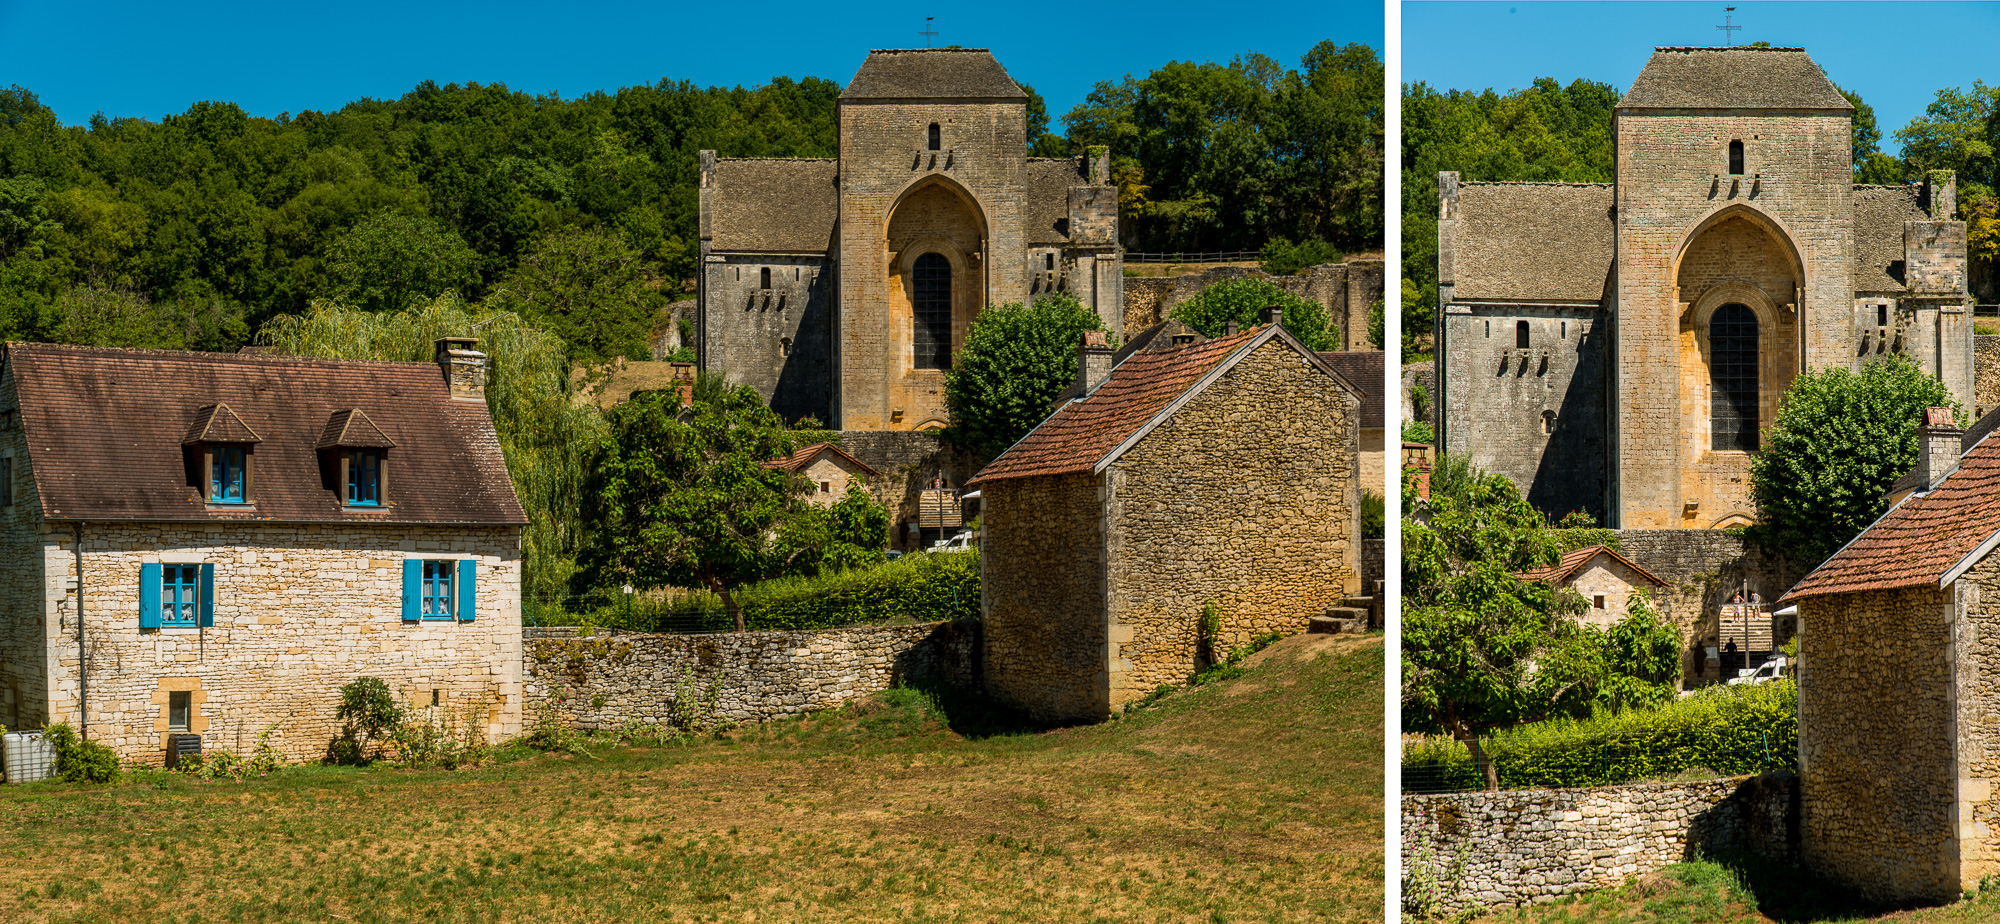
top-left (1613, 529), bottom-right (1805, 683)
top-left (0, 368), bottom-right (46, 734)
top-left (1120, 260), bottom-right (1385, 350)
top-left (980, 472), bottom-right (1108, 722)
top-left (29, 521), bottom-right (524, 765)
top-left (701, 254), bottom-right (836, 424)
top-left (1440, 305), bottom-right (1609, 523)
top-left (1402, 773), bottom-right (1797, 913)
top-left (837, 430), bottom-right (990, 550)
top-left (1797, 584), bottom-right (1958, 904)
top-left (1401, 360), bottom-right (1435, 431)
top-left (1362, 539), bottom-right (1386, 589)
top-left (520, 621), bottom-right (978, 729)
top-left (1975, 334), bottom-right (2000, 419)
top-left (1103, 338), bottom-right (1359, 707)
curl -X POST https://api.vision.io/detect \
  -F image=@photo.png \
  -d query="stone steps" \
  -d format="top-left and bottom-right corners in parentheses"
top-left (1310, 606), bottom-right (1371, 635)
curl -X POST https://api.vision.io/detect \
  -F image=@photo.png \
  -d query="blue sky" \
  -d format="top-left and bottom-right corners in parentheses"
top-left (0, 0), bottom-right (1381, 127)
top-left (1403, 2), bottom-right (2000, 154)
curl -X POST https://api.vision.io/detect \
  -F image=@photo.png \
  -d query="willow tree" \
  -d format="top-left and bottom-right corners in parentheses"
top-left (258, 295), bottom-right (603, 598)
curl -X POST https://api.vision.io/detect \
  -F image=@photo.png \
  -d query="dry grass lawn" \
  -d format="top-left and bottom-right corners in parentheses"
top-left (0, 633), bottom-right (1383, 923)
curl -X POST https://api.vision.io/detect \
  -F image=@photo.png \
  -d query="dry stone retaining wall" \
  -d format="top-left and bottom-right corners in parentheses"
top-left (521, 621), bottom-right (978, 728)
top-left (1402, 773), bottom-right (1796, 913)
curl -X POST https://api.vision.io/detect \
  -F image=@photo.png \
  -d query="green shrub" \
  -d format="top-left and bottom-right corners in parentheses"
top-left (553, 552), bottom-right (980, 633)
top-left (1258, 236), bottom-right (1341, 276)
top-left (43, 723), bottom-right (120, 784)
top-left (1402, 680), bottom-right (1797, 792)
top-left (335, 677), bottom-right (404, 763)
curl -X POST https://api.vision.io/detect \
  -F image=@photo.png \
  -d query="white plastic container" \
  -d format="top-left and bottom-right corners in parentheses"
top-left (3, 732), bottom-right (54, 784)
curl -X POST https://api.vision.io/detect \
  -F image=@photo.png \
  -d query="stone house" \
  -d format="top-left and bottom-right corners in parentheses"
top-left (761, 442), bottom-right (883, 508)
top-left (1513, 545), bottom-right (1670, 629)
top-left (968, 311), bottom-right (1363, 722)
top-left (1781, 407), bottom-right (2000, 904)
top-left (1435, 46), bottom-right (1971, 527)
top-left (698, 47), bottom-right (1123, 429)
top-left (0, 340), bottom-right (526, 766)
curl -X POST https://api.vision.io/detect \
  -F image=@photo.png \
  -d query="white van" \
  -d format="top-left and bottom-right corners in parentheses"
top-left (1727, 656), bottom-right (1789, 686)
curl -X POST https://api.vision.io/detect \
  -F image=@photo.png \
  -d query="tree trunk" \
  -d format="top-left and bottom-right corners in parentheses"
top-left (703, 572), bottom-right (745, 633)
top-left (1460, 733), bottom-right (1498, 792)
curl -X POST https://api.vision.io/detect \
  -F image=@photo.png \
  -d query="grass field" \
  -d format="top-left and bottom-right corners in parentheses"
top-left (0, 633), bottom-right (1383, 924)
top-left (1471, 853), bottom-right (2000, 924)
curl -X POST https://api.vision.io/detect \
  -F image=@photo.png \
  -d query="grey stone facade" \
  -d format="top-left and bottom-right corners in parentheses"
top-left (1121, 260), bottom-right (1386, 352)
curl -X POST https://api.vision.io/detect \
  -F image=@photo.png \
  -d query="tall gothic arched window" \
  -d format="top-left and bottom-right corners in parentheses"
top-left (1710, 304), bottom-right (1759, 451)
top-left (913, 253), bottom-right (952, 370)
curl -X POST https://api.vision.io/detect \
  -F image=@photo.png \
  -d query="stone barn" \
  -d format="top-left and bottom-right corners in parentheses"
top-left (0, 340), bottom-right (526, 765)
top-left (762, 442), bottom-right (883, 508)
top-left (968, 312), bottom-right (1363, 722)
top-left (1783, 407), bottom-right (2000, 904)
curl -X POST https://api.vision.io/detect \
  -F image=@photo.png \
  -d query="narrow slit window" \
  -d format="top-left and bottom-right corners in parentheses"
top-left (760, 267), bottom-right (771, 289)
top-left (1484, 320), bottom-right (1490, 338)
top-left (1710, 304), bottom-right (1760, 451)
top-left (1561, 321), bottom-right (1568, 339)
top-left (1, 456), bottom-right (11, 506)
top-left (1877, 304), bottom-right (1889, 327)
top-left (927, 123), bottom-right (941, 151)
top-left (1515, 321), bottom-right (1530, 349)
top-left (913, 253), bottom-right (953, 370)
top-left (1728, 140), bottom-right (1745, 175)
top-left (1045, 254), bottom-right (1054, 271)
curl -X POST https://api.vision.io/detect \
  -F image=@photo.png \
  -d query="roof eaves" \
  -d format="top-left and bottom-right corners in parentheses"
top-left (1940, 523), bottom-right (2000, 589)
top-left (1780, 492), bottom-right (1918, 603)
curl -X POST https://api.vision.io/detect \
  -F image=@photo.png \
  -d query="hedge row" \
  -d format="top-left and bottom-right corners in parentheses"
top-left (532, 551), bottom-right (980, 634)
top-left (1402, 680), bottom-right (1797, 793)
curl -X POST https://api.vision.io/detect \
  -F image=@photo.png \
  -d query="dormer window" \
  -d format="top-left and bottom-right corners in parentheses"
top-left (928, 123), bottom-right (941, 151)
top-left (317, 408), bottom-right (396, 508)
top-left (182, 403), bottom-right (263, 506)
top-left (211, 447), bottom-right (248, 503)
top-left (1728, 140), bottom-right (1744, 175)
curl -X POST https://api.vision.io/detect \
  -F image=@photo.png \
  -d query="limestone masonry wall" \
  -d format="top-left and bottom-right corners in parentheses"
top-left (1402, 773), bottom-right (1797, 913)
top-left (521, 621), bottom-right (978, 728)
top-left (1975, 334), bottom-right (2000, 418)
top-left (980, 472), bottom-right (1109, 722)
top-left (1613, 529), bottom-right (1804, 681)
top-left (1121, 261), bottom-right (1384, 350)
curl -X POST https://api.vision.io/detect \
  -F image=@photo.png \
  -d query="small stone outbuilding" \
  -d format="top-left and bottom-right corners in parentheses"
top-left (762, 442), bottom-right (883, 508)
top-left (969, 313), bottom-right (1363, 722)
top-left (0, 341), bottom-right (527, 765)
top-left (1783, 407), bottom-right (2000, 904)
top-left (1514, 545), bottom-right (1671, 628)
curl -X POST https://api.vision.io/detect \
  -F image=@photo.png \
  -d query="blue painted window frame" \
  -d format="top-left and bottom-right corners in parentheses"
top-left (162, 564), bottom-right (199, 627)
top-left (346, 450), bottom-right (381, 506)
top-left (422, 560), bottom-right (454, 620)
top-left (210, 446), bottom-right (247, 503)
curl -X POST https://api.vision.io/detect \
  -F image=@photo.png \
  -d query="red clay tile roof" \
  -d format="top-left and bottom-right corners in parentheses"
top-left (1783, 436), bottom-right (2000, 602)
top-left (1515, 545), bottom-right (1669, 588)
top-left (970, 325), bottom-right (1356, 485)
top-left (761, 442), bottom-right (882, 478)
top-left (8, 342), bottom-right (525, 525)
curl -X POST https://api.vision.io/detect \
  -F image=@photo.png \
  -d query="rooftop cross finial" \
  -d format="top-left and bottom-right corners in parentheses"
top-left (920, 17), bottom-right (937, 48)
top-left (1717, 7), bottom-right (1741, 45)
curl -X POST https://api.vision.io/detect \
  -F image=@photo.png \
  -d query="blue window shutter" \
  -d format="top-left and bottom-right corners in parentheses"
top-left (457, 560), bottom-right (477, 622)
top-left (402, 560), bottom-right (421, 622)
top-left (139, 563), bottom-right (161, 629)
top-left (198, 564), bottom-right (215, 628)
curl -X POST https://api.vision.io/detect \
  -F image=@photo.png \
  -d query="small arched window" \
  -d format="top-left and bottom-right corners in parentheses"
top-left (760, 267), bottom-right (771, 289)
top-left (1728, 140), bottom-right (1745, 175)
top-left (1515, 321), bottom-right (1530, 349)
top-left (927, 123), bottom-right (941, 151)
top-left (1542, 410), bottom-right (1557, 435)
top-left (1710, 304), bottom-right (1760, 451)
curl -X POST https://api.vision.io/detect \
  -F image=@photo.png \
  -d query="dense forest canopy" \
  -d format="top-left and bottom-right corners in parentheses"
top-left (1400, 73), bottom-right (1982, 362)
top-left (0, 41), bottom-right (1382, 358)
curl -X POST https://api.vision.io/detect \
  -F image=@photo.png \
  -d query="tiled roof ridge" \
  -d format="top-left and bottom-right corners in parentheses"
top-left (1458, 180), bottom-right (1613, 188)
top-left (7, 341), bottom-right (440, 371)
top-left (713, 156), bottom-right (839, 163)
top-left (1516, 544), bottom-right (1670, 587)
top-left (1654, 45), bottom-right (1806, 52)
top-left (865, 47), bottom-right (994, 54)
top-left (1783, 435), bottom-right (2000, 602)
top-left (1854, 183), bottom-right (1921, 190)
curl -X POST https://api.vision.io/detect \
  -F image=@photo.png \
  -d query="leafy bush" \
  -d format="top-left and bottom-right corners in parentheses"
top-left (943, 293), bottom-right (1108, 459)
top-left (43, 723), bottom-right (120, 784)
top-left (551, 552), bottom-right (980, 633)
top-left (335, 677), bottom-right (403, 763)
top-left (1258, 236), bottom-right (1341, 276)
top-left (1169, 277), bottom-right (1339, 351)
top-left (1361, 489), bottom-right (1385, 540)
top-left (1402, 680), bottom-right (1797, 793)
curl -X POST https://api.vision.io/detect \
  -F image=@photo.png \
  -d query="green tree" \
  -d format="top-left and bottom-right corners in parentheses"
top-left (1894, 81), bottom-right (2000, 203)
top-left (943, 292), bottom-right (1108, 459)
top-left (1592, 593), bottom-right (1683, 714)
top-left (485, 226), bottom-right (664, 364)
top-left (773, 482), bottom-right (893, 574)
top-left (323, 211), bottom-right (481, 312)
top-left (1402, 456), bottom-right (1605, 791)
top-left (588, 375), bottom-right (802, 631)
top-left (1749, 354), bottom-right (1960, 569)
top-left (1168, 276), bottom-right (1339, 350)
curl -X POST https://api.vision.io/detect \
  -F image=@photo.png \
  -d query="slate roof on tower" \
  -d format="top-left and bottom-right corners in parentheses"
top-left (1617, 47), bottom-right (1853, 111)
top-left (5, 343), bottom-right (526, 525)
top-left (1452, 183), bottom-right (1615, 302)
top-left (706, 159), bottom-right (839, 253)
top-left (841, 49), bottom-right (1027, 100)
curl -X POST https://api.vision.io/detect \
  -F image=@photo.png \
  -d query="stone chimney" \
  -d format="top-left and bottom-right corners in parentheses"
top-left (1261, 305), bottom-right (1284, 327)
top-left (1077, 330), bottom-right (1114, 395)
top-left (1224, 320), bottom-right (1238, 336)
top-left (435, 337), bottom-right (486, 401)
top-left (670, 361), bottom-right (696, 408)
top-left (1918, 406), bottom-right (1964, 490)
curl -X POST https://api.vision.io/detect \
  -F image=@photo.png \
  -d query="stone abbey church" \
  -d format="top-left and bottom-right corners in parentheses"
top-left (1436, 46), bottom-right (1972, 529)
top-left (697, 48), bottom-right (1123, 430)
